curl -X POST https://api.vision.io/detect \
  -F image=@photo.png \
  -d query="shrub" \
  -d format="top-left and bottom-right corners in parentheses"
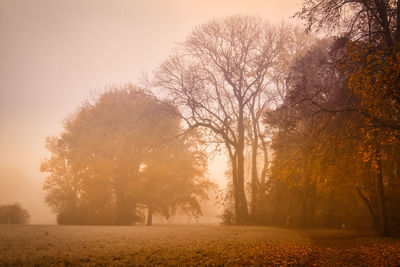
top-left (0, 203), bottom-right (30, 224)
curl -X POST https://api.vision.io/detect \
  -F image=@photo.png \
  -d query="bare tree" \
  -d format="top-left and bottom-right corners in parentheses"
top-left (245, 25), bottom-right (314, 222)
top-left (156, 15), bottom-right (299, 223)
top-left (297, 0), bottom-right (400, 47)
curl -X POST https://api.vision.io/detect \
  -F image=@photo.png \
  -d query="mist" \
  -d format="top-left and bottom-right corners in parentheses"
top-left (0, 0), bottom-right (301, 224)
top-left (1, 1), bottom-right (400, 266)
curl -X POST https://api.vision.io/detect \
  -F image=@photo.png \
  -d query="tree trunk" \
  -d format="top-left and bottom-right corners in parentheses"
top-left (325, 191), bottom-right (336, 227)
top-left (260, 147), bottom-right (268, 190)
top-left (236, 103), bottom-right (248, 224)
top-left (115, 192), bottom-right (130, 225)
top-left (251, 133), bottom-right (259, 223)
top-left (115, 170), bottom-right (136, 225)
top-left (226, 143), bottom-right (240, 224)
top-left (376, 152), bottom-right (389, 236)
top-left (356, 187), bottom-right (380, 233)
top-left (301, 196), bottom-right (307, 227)
top-left (308, 183), bottom-right (317, 227)
top-left (396, 0), bottom-right (400, 41)
top-left (249, 101), bottom-right (259, 223)
top-left (374, 0), bottom-right (393, 47)
top-left (147, 207), bottom-right (153, 226)
top-left (231, 153), bottom-right (240, 224)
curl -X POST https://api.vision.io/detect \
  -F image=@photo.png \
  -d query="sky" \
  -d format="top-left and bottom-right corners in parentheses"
top-left (0, 0), bottom-right (303, 224)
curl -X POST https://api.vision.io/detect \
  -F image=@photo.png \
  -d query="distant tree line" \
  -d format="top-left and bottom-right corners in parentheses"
top-left (42, 0), bottom-right (400, 236)
top-left (0, 203), bottom-right (30, 224)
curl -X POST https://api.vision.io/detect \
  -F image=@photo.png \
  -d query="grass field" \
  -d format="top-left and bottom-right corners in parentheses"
top-left (0, 224), bottom-right (399, 266)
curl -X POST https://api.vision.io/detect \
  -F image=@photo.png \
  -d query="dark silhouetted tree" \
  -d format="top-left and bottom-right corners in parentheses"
top-left (266, 38), bottom-right (400, 235)
top-left (0, 203), bottom-right (30, 224)
top-left (296, 0), bottom-right (400, 237)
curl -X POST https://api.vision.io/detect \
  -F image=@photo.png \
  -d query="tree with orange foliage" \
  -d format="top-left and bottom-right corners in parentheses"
top-left (296, 0), bottom-right (400, 237)
top-left (267, 38), bottom-right (400, 235)
top-left (41, 85), bottom-right (212, 225)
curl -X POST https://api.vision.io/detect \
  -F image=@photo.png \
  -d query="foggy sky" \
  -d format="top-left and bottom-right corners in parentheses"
top-left (0, 0), bottom-right (302, 224)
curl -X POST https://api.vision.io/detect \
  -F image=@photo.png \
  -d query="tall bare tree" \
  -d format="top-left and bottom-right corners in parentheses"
top-left (245, 25), bottom-right (314, 222)
top-left (156, 15), bottom-right (299, 223)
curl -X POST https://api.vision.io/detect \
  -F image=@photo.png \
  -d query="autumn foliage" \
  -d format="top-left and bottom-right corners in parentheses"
top-left (39, 4), bottom-right (400, 236)
top-left (41, 86), bottom-right (212, 225)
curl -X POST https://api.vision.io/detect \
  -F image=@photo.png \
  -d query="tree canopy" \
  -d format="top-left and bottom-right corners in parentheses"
top-left (41, 86), bottom-right (212, 225)
top-left (266, 0), bottom-right (400, 236)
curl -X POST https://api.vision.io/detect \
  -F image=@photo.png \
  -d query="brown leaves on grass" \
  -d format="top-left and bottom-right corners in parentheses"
top-left (308, 242), bottom-right (400, 266)
top-left (0, 225), bottom-right (399, 266)
top-left (307, 230), bottom-right (400, 266)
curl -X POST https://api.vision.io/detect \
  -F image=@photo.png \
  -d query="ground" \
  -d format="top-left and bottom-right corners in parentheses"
top-left (0, 225), bottom-right (399, 266)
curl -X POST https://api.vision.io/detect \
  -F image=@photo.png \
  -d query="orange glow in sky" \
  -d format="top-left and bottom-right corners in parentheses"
top-left (0, 0), bottom-right (302, 223)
